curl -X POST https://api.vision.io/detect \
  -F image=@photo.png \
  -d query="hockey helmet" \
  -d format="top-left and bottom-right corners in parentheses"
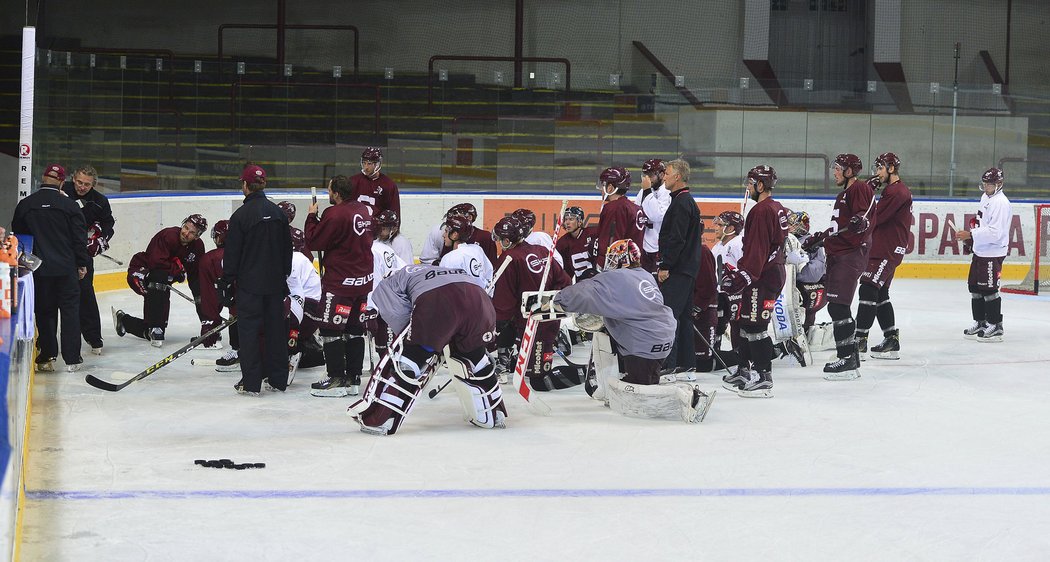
top-left (605, 239), bottom-right (641, 271)
top-left (492, 215), bottom-right (526, 245)
top-left (445, 202), bottom-right (478, 223)
top-left (511, 208), bottom-right (537, 232)
top-left (182, 214), bottom-right (208, 236)
top-left (211, 220), bottom-right (229, 247)
top-left (563, 206), bottom-right (585, 223)
top-left (361, 147), bottom-right (383, 177)
top-left (278, 201), bottom-right (296, 223)
top-left (597, 166), bottom-right (631, 192)
top-left (290, 227), bottom-right (307, 252)
top-left (715, 211), bottom-right (744, 235)
top-left (982, 167), bottom-right (1004, 184)
top-left (641, 159), bottom-right (666, 177)
top-left (746, 165), bottom-right (778, 190)
top-left (833, 153), bottom-right (863, 176)
top-left (874, 152), bottom-right (901, 173)
top-left (444, 214), bottom-right (476, 240)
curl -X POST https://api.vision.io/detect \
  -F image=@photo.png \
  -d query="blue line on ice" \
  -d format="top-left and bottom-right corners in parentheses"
top-left (25, 487), bottom-right (1050, 500)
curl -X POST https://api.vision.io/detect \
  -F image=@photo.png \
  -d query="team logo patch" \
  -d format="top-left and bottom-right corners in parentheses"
top-left (526, 253), bottom-right (546, 273)
top-left (638, 279), bottom-right (660, 301)
top-left (482, 330), bottom-right (494, 343)
top-left (352, 214), bottom-right (371, 236)
top-left (469, 257), bottom-right (482, 276)
top-left (762, 299), bottom-right (777, 310)
top-left (335, 304), bottom-right (352, 317)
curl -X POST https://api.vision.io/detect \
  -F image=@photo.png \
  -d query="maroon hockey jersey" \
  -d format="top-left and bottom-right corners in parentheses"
top-left (131, 226), bottom-right (205, 280)
top-left (305, 200), bottom-right (374, 297)
top-left (825, 179), bottom-right (876, 256)
top-left (349, 172), bottom-right (400, 217)
top-left (593, 197), bottom-right (647, 269)
top-left (556, 225), bottom-right (599, 279)
top-left (198, 247), bottom-right (225, 320)
top-left (492, 242), bottom-right (571, 325)
top-left (868, 180), bottom-right (913, 261)
top-left (693, 243), bottom-right (718, 310)
top-left (737, 197), bottom-right (789, 282)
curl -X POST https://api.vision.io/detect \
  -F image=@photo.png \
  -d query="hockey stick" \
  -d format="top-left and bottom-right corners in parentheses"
top-left (190, 358), bottom-right (216, 366)
top-left (427, 378), bottom-right (452, 399)
top-left (86, 317), bottom-right (238, 392)
top-left (99, 253), bottom-right (124, 266)
top-left (511, 200), bottom-right (569, 416)
top-left (311, 185), bottom-right (325, 275)
top-left (486, 255), bottom-right (513, 294)
top-left (692, 323), bottom-right (736, 376)
top-left (148, 282), bottom-right (195, 303)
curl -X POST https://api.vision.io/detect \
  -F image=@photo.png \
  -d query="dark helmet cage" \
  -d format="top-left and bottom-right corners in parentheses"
top-left (874, 152), bottom-right (901, 173)
top-left (211, 220), bottom-right (229, 244)
top-left (599, 166), bottom-right (632, 192)
top-left (716, 210), bottom-right (745, 234)
top-left (641, 159), bottom-right (666, 176)
top-left (982, 167), bottom-right (1004, 184)
top-left (834, 153), bottom-right (863, 176)
top-left (564, 206), bottom-right (585, 223)
top-left (747, 165), bottom-right (778, 189)
top-left (444, 215), bottom-right (476, 240)
top-left (492, 216), bottom-right (526, 244)
top-left (278, 201), bottom-right (296, 223)
top-left (183, 214), bottom-right (208, 235)
top-left (511, 208), bottom-right (537, 231)
top-left (290, 227), bottom-right (307, 252)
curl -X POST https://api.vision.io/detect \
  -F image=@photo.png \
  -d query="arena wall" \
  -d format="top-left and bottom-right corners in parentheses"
top-left (89, 192), bottom-right (1046, 292)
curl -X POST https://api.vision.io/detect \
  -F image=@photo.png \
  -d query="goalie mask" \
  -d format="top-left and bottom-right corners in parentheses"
top-left (605, 239), bottom-right (641, 271)
top-left (787, 211), bottom-right (810, 236)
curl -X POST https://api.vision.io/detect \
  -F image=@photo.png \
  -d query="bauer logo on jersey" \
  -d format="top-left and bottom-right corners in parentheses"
top-left (352, 214), bottom-right (372, 236)
top-left (638, 279), bottom-right (660, 301)
top-left (526, 253), bottom-right (546, 273)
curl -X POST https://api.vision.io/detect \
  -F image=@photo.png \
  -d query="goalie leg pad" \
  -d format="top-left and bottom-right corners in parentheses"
top-left (447, 352), bottom-right (507, 429)
top-left (588, 331), bottom-right (619, 404)
top-left (607, 378), bottom-right (715, 424)
top-left (807, 322), bottom-right (836, 352)
top-left (348, 347), bottom-right (434, 435)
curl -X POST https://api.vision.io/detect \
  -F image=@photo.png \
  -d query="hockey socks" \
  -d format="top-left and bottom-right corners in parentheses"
top-left (855, 283), bottom-right (879, 337)
top-left (983, 293), bottom-right (1003, 324)
top-left (971, 293), bottom-right (986, 322)
top-left (828, 303), bottom-right (856, 359)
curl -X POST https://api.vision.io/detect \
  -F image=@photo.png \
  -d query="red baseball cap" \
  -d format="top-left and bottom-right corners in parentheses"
top-left (43, 163), bottom-right (66, 182)
top-left (240, 164), bottom-right (266, 184)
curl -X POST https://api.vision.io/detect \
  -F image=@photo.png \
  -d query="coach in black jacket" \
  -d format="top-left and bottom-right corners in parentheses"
top-left (222, 165), bottom-right (293, 395)
top-left (62, 165), bottom-right (114, 354)
top-left (656, 159), bottom-right (703, 375)
top-left (12, 164), bottom-right (90, 372)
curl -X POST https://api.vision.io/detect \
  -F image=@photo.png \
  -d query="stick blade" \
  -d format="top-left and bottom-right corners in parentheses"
top-left (85, 372), bottom-right (132, 392)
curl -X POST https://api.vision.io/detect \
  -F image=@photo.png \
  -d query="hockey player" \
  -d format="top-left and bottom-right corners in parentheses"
top-left (278, 200), bottom-right (313, 261)
top-left (801, 153), bottom-right (877, 380)
top-left (439, 215), bottom-right (493, 291)
top-left (593, 167), bottom-right (647, 270)
top-left (786, 211), bottom-right (828, 341)
top-left (350, 147), bottom-right (400, 217)
top-left (855, 152), bottom-right (914, 359)
top-left (711, 211), bottom-right (745, 368)
top-left (546, 239), bottom-right (715, 423)
top-left (196, 220), bottom-right (233, 351)
top-left (769, 210), bottom-right (811, 367)
top-left (421, 203), bottom-right (497, 266)
top-left (634, 159), bottom-right (672, 272)
top-left (304, 175), bottom-right (374, 397)
top-left (719, 165), bottom-right (789, 398)
top-left (555, 206), bottom-right (599, 280)
top-left (113, 214), bottom-right (207, 347)
top-left (511, 208), bottom-right (565, 267)
top-left (491, 215), bottom-right (572, 384)
top-left (372, 209), bottom-right (414, 266)
top-left (348, 265), bottom-right (503, 435)
top-left (691, 220), bottom-right (734, 376)
top-left (284, 228), bottom-right (324, 382)
top-left (955, 167), bottom-right (1011, 342)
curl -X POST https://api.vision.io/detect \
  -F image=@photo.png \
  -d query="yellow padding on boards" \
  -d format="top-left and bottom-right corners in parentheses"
top-left (91, 262), bottom-right (1027, 293)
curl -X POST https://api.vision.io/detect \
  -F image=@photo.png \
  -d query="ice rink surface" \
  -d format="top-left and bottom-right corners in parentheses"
top-left (19, 278), bottom-right (1050, 561)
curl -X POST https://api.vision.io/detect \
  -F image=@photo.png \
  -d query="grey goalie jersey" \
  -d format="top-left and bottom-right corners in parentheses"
top-left (554, 268), bottom-right (676, 359)
top-left (371, 264), bottom-right (477, 335)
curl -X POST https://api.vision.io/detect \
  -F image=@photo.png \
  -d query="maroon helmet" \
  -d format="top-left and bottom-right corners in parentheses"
top-left (982, 167), bottom-right (1004, 184)
top-left (833, 153), bottom-right (863, 176)
top-left (183, 214), bottom-right (208, 235)
top-left (874, 152), bottom-right (901, 172)
top-left (277, 201), bottom-right (296, 223)
top-left (716, 210), bottom-right (744, 234)
top-left (641, 159), bottom-right (665, 176)
top-left (361, 147), bottom-right (383, 177)
top-left (290, 227), bottom-right (306, 252)
top-left (373, 210), bottom-right (400, 229)
top-left (445, 202), bottom-right (478, 223)
top-left (511, 208), bottom-right (537, 232)
top-left (598, 166), bottom-right (631, 191)
top-left (444, 215), bottom-right (476, 240)
top-left (492, 215), bottom-right (526, 244)
top-left (746, 165), bottom-right (778, 189)
top-left (211, 220), bottom-right (229, 247)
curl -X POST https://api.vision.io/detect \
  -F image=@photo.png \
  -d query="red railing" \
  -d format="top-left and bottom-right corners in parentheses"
top-left (427, 55), bottom-right (571, 113)
top-left (217, 24), bottom-right (360, 77)
top-left (228, 81), bottom-right (381, 136)
top-left (683, 152), bottom-right (831, 192)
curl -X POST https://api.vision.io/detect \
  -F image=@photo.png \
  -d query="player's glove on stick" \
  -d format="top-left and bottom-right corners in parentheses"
top-left (720, 267), bottom-right (752, 295)
top-left (801, 230), bottom-right (829, 252)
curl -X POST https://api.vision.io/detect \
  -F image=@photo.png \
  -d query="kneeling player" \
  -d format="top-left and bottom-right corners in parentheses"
top-left (549, 240), bottom-right (715, 423)
top-left (348, 265), bottom-right (503, 435)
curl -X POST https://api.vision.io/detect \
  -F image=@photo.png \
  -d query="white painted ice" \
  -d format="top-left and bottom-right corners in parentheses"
top-left (19, 279), bottom-right (1050, 561)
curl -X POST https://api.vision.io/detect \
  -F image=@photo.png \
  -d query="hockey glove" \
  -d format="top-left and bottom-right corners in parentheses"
top-left (359, 307), bottom-right (380, 333)
top-left (129, 268), bottom-right (149, 296)
top-left (801, 230), bottom-right (829, 252)
top-left (865, 176), bottom-right (883, 191)
top-left (216, 277), bottom-right (235, 308)
top-left (848, 214), bottom-right (870, 234)
top-left (170, 257), bottom-right (186, 283)
top-left (720, 268), bottom-right (752, 295)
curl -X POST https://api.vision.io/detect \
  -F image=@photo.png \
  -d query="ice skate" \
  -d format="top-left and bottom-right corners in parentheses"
top-left (738, 369), bottom-right (773, 398)
top-left (869, 332), bottom-right (900, 360)
top-left (977, 322), bottom-right (1003, 343)
top-left (823, 353), bottom-right (860, 381)
top-left (963, 321), bottom-right (985, 341)
top-left (856, 336), bottom-right (868, 362)
top-left (214, 349), bottom-right (240, 372)
top-left (234, 379), bottom-right (260, 396)
top-left (35, 358), bottom-right (56, 372)
top-left (310, 376), bottom-right (352, 397)
top-left (148, 327), bottom-right (165, 348)
top-left (721, 366), bottom-right (749, 392)
top-left (111, 307), bottom-right (126, 337)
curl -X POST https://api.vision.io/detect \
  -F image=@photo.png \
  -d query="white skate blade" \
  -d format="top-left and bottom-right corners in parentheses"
top-left (214, 364), bottom-right (241, 373)
top-left (869, 350), bottom-right (900, 360)
top-left (738, 387), bottom-right (773, 399)
top-left (721, 380), bottom-right (744, 394)
top-left (675, 371), bottom-right (697, 382)
top-left (823, 370), bottom-right (860, 381)
top-left (310, 387), bottom-right (350, 398)
top-left (977, 335), bottom-right (1003, 343)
